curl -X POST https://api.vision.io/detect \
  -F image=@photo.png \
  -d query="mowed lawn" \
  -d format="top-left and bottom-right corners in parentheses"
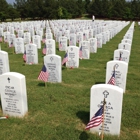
top-left (0, 21), bottom-right (140, 140)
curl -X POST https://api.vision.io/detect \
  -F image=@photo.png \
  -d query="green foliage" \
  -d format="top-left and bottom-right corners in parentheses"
top-left (2, 0), bottom-right (140, 20)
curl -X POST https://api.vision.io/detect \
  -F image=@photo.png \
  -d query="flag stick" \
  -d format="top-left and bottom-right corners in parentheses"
top-left (101, 98), bottom-right (106, 140)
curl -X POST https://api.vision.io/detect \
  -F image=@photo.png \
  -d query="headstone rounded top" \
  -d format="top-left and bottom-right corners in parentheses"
top-left (0, 50), bottom-right (8, 54)
top-left (91, 84), bottom-right (123, 93)
top-left (1, 72), bottom-right (25, 78)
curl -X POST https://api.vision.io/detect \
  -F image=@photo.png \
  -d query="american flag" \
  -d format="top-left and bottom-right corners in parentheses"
top-left (38, 65), bottom-right (49, 82)
top-left (69, 38), bottom-right (72, 45)
top-left (108, 70), bottom-right (115, 85)
top-left (4, 38), bottom-right (8, 43)
top-left (59, 41), bottom-right (62, 49)
top-left (0, 36), bottom-right (3, 42)
top-left (42, 38), bottom-right (46, 44)
top-left (83, 33), bottom-right (86, 40)
top-left (85, 105), bottom-right (104, 130)
top-left (119, 52), bottom-right (122, 61)
top-left (62, 52), bottom-right (68, 65)
top-left (23, 50), bottom-right (26, 62)
top-left (9, 41), bottom-right (13, 48)
top-left (79, 46), bottom-right (82, 58)
top-left (42, 44), bottom-right (46, 55)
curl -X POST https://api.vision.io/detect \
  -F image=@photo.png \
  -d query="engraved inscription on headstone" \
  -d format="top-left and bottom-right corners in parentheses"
top-left (0, 72), bottom-right (28, 117)
top-left (90, 84), bottom-right (123, 135)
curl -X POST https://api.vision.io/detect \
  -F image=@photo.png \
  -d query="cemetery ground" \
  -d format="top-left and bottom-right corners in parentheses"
top-left (0, 22), bottom-right (140, 140)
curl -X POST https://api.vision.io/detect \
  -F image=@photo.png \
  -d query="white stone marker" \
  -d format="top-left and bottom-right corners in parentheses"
top-left (59, 36), bottom-right (67, 51)
top-left (114, 49), bottom-right (130, 63)
top-left (24, 32), bottom-right (31, 44)
top-left (69, 34), bottom-right (76, 46)
top-left (26, 43), bottom-right (38, 64)
top-left (118, 43), bottom-right (131, 52)
top-left (8, 34), bottom-right (15, 47)
top-left (105, 60), bottom-right (128, 92)
top-left (121, 39), bottom-right (132, 46)
top-left (0, 72), bottom-right (28, 117)
top-left (88, 38), bottom-right (97, 53)
top-left (32, 35), bottom-right (41, 49)
top-left (45, 39), bottom-right (56, 55)
top-left (0, 51), bottom-right (10, 75)
top-left (14, 38), bottom-right (24, 54)
top-left (46, 33), bottom-right (53, 40)
top-left (95, 34), bottom-right (102, 48)
top-left (79, 41), bottom-right (90, 59)
top-left (66, 46), bottom-right (79, 68)
top-left (90, 84), bottom-right (123, 135)
top-left (44, 54), bottom-right (62, 83)
top-left (76, 32), bottom-right (83, 44)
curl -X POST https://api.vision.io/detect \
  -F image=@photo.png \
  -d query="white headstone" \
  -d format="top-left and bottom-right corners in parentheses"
top-left (88, 38), bottom-right (97, 53)
top-left (45, 39), bottom-right (56, 55)
top-left (90, 84), bottom-right (123, 135)
top-left (59, 36), bottom-right (67, 51)
top-left (0, 51), bottom-right (10, 75)
top-left (79, 41), bottom-right (90, 59)
top-left (76, 32), bottom-right (83, 44)
top-left (95, 34), bottom-right (102, 48)
top-left (66, 46), bottom-right (79, 68)
top-left (8, 34), bottom-right (15, 47)
top-left (14, 38), bottom-right (24, 54)
top-left (24, 32), bottom-right (31, 44)
top-left (118, 43), bottom-right (131, 52)
top-left (69, 34), bottom-right (76, 46)
top-left (32, 35), bottom-right (41, 49)
top-left (26, 44), bottom-right (38, 64)
top-left (0, 72), bottom-right (28, 117)
top-left (105, 60), bottom-right (128, 92)
top-left (44, 54), bottom-right (62, 83)
top-left (114, 49), bottom-right (130, 63)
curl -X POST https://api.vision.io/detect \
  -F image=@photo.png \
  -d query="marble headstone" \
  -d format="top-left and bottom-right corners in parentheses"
top-left (44, 54), bottom-right (61, 83)
top-left (14, 38), bottom-right (24, 54)
top-left (114, 49), bottom-right (130, 63)
top-left (0, 72), bottom-right (28, 117)
top-left (26, 44), bottom-right (38, 64)
top-left (66, 46), bottom-right (79, 68)
top-left (105, 60), bottom-right (128, 92)
top-left (0, 51), bottom-right (10, 75)
top-left (90, 84), bottom-right (123, 135)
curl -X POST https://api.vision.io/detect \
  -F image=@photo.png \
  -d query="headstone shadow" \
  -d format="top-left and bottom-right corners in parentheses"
top-left (37, 83), bottom-right (45, 87)
top-left (79, 131), bottom-right (89, 140)
top-left (76, 111), bottom-right (89, 125)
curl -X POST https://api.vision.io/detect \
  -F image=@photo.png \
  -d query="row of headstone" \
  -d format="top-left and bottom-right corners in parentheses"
top-left (106, 22), bottom-right (135, 93)
top-left (0, 20), bottom-right (131, 121)
top-left (87, 21), bottom-right (135, 137)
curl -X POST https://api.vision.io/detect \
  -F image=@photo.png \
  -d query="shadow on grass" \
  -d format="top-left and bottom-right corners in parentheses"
top-left (79, 131), bottom-right (89, 140)
top-left (76, 111), bottom-right (89, 125)
top-left (37, 83), bottom-right (46, 87)
top-left (62, 66), bottom-right (67, 70)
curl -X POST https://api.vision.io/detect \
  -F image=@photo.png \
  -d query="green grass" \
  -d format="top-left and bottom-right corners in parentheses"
top-left (0, 22), bottom-right (140, 140)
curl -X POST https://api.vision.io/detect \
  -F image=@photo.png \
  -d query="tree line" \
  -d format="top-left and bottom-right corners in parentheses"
top-left (0, 0), bottom-right (140, 21)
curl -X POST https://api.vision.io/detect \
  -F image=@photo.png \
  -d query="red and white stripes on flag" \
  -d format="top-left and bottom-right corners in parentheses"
top-left (38, 65), bottom-right (49, 82)
top-left (108, 70), bottom-right (115, 85)
top-left (85, 105), bottom-right (104, 130)
top-left (79, 46), bottom-right (82, 59)
top-left (23, 50), bottom-right (26, 62)
top-left (0, 36), bottom-right (3, 42)
top-left (62, 52), bottom-right (68, 65)
top-left (42, 44), bottom-right (46, 55)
